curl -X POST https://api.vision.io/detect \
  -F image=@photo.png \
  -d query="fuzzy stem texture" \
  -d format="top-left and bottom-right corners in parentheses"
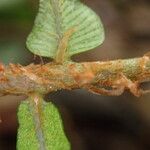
top-left (0, 55), bottom-right (150, 97)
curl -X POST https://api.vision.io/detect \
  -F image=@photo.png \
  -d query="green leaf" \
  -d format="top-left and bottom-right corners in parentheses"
top-left (26, 0), bottom-right (105, 61)
top-left (17, 97), bottom-right (70, 150)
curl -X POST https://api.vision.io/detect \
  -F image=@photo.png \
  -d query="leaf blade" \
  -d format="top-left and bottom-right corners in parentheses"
top-left (17, 101), bottom-right (40, 150)
top-left (17, 100), bottom-right (70, 150)
top-left (26, 0), bottom-right (105, 60)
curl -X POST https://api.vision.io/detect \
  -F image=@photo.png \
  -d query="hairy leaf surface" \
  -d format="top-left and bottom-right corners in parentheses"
top-left (26, 0), bottom-right (105, 60)
top-left (17, 100), bottom-right (70, 150)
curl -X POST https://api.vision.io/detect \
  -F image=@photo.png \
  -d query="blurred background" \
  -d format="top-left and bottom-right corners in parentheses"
top-left (0, 0), bottom-right (150, 149)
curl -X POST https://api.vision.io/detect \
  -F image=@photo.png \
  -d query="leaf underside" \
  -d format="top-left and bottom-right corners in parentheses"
top-left (26, 0), bottom-right (105, 59)
top-left (17, 101), bottom-right (70, 150)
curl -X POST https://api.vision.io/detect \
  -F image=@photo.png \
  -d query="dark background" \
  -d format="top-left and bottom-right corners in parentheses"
top-left (0, 0), bottom-right (150, 149)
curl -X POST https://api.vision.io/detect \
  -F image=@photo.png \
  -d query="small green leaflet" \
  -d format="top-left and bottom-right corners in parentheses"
top-left (17, 101), bottom-right (70, 150)
top-left (26, 0), bottom-right (105, 61)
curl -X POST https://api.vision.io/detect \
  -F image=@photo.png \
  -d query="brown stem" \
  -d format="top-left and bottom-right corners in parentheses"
top-left (0, 55), bottom-right (150, 97)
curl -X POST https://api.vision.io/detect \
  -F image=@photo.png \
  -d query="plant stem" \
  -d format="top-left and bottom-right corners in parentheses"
top-left (0, 55), bottom-right (150, 96)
